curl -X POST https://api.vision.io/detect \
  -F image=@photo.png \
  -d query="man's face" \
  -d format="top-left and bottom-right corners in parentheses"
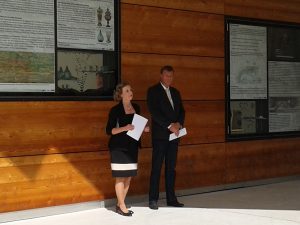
top-left (160, 70), bottom-right (174, 87)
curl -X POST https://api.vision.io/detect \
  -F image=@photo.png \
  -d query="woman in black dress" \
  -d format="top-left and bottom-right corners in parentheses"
top-left (106, 82), bottom-right (149, 216)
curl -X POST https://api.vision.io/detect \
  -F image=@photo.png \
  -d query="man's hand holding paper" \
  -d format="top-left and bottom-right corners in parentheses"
top-left (169, 128), bottom-right (187, 141)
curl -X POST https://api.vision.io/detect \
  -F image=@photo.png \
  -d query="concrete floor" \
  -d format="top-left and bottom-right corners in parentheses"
top-left (2, 179), bottom-right (300, 225)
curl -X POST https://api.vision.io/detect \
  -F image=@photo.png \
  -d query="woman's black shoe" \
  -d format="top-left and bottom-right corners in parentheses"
top-left (116, 205), bottom-right (132, 216)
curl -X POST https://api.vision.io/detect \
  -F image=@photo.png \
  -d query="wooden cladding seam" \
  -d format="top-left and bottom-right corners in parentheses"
top-left (121, 0), bottom-right (224, 15)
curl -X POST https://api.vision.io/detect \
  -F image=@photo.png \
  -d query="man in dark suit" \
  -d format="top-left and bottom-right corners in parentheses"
top-left (147, 65), bottom-right (185, 210)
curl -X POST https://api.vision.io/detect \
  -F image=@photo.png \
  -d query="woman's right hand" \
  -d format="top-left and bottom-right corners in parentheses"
top-left (124, 124), bottom-right (134, 131)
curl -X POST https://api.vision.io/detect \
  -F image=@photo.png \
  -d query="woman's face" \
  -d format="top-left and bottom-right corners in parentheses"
top-left (121, 85), bottom-right (133, 101)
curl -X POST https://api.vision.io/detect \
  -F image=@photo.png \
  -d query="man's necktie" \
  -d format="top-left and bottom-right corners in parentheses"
top-left (166, 88), bottom-right (174, 109)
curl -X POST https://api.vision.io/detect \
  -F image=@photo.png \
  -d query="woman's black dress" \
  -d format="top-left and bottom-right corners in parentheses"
top-left (106, 102), bottom-right (140, 177)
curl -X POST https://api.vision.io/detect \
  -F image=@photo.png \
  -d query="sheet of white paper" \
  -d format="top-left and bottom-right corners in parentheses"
top-left (169, 128), bottom-right (187, 141)
top-left (127, 114), bottom-right (148, 141)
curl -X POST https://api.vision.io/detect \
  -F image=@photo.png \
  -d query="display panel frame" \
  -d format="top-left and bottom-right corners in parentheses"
top-left (0, 0), bottom-right (120, 101)
top-left (225, 17), bottom-right (300, 140)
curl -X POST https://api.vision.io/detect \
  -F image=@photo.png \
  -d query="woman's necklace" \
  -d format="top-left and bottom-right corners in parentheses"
top-left (124, 103), bottom-right (133, 111)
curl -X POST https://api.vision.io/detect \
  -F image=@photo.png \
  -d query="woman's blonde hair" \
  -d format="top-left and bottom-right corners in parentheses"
top-left (113, 82), bottom-right (130, 101)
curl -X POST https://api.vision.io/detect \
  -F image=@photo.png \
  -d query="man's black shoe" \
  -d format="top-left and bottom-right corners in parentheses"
top-left (149, 201), bottom-right (158, 210)
top-left (167, 201), bottom-right (184, 207)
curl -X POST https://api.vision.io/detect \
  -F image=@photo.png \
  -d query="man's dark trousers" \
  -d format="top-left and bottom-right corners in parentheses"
top-left (149, 139), bottom-right (178, 203)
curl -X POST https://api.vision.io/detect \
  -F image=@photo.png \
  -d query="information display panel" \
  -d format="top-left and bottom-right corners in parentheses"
top-left (226, 17), bottom-right (300, 139)
top-left (0, 0), bottom-right (119, 100)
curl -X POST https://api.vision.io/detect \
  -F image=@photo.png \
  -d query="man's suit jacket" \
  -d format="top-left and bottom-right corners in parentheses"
top-left (147, 83), bottom-right (185, 140)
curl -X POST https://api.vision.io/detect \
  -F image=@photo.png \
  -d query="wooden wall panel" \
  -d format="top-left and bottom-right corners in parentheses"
top-left (225, 138), bottom-right (300, 183)
top-left (176, 144), bottom-right (226, 188)
top-left (131, 144), bottom-right (226, 194)
top-left (121, 4), bottom-right (224, 57)
top-left (0, 151), bottom-right (114, 213)
top-left (0, 102), bottom-right (113, 157)
top-left (121, 0), bottom-right (224, 14)
top-left (0, 144), bottom-right (225, 212)
top-left (122, 53), bottom-right (224, 100)
top-left (225, 0), bottom-right (300, 23)
top-left (2, 0), bottom-right (300, 214)
top-left (182, 101), bottom-right (225, 145)
top-left (137, 101), bottom-right (225, 147)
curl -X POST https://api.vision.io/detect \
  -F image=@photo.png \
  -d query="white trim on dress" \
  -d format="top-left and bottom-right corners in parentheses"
top-left (111, 163), bottom-right (137, 170)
